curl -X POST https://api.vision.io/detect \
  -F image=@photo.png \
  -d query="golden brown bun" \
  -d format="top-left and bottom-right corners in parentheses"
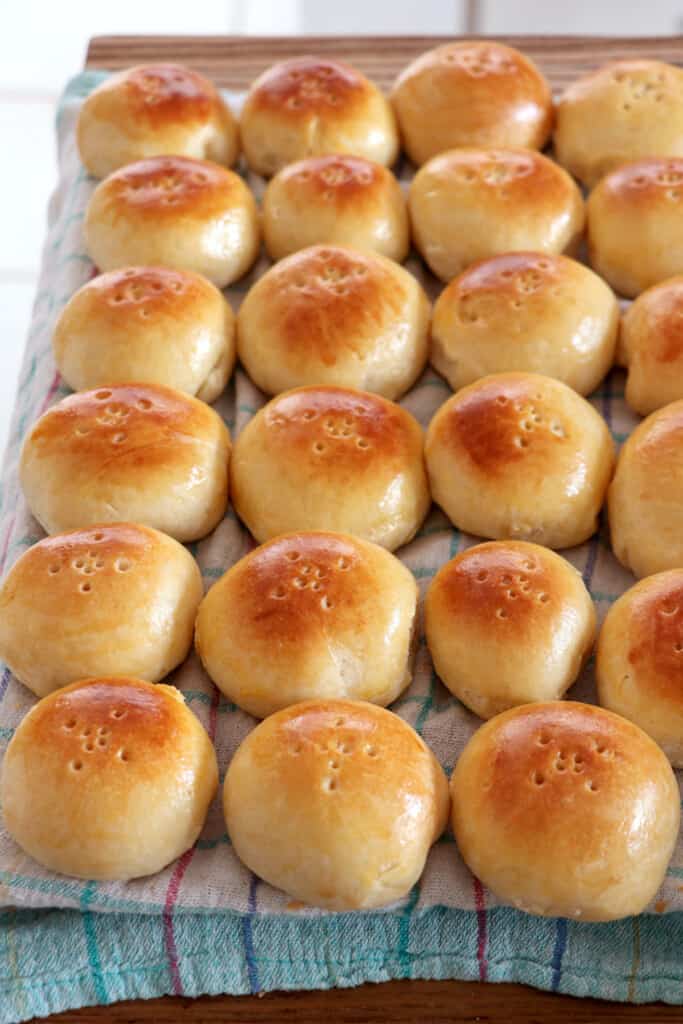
top-left (587, 158), bottom-right (683, 297)
top-left (425, 372), bottom-right (614, 549)
top-left (431, 252), bottom-right (619, 396)
top-left (451, 701), bottom-right (679, 920)
top-left (410, 148), bottom-right (585, 283)
top-left (597, 571), bottom-right (683, 767)
top-left (0, 524), bottom-right (202, 699)
top-left (608, 400), bottom-right (683, 577)
top-left (555, 60), bottom-right (683, 189)
top-left (77, 63), bottom-right (239, 179)
top-left (262, 154), bottom-right (409, 262)
top-left (620, 276), bottom-right (683, 414)
top-left (20, 383), bottom-right (230, 542)
top-left (392, 40), bottom-right (552, 167)
top-left (53, 266), bottom-right (235, 402)
top-left (0, 677), bottom-right (218, 880)
top-left (240, 57), bottom-right (398, 177)
top-left (230, 386), bottom-right (429, 551)
top-left (84, 156), bottom-right (259, 288)
top-left (223, 699), bottom-right (448, 909)
top-left (426, 541), bottom-right (596, 720)
top-left (196, 531), bottom-right (418, 718)
top-left (237, 245), bottom-right (429, 399)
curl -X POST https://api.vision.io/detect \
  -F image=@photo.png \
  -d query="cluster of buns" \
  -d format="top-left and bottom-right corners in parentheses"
top-left (2, 44), bottom-right (683, 924)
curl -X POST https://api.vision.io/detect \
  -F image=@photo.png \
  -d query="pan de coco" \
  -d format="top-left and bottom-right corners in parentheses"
top-left (555, 60), bottom-right (683, 189)
top-left (620, 276), bottom-right (683, 415)
top-left (262, 154), bottom-right (409, 262)
top-left (20, 383), bottom-right (230, 542)
top-left (0, 677), bottom-right (218, 880)
top-left (240, 56), bottom-right (399, 176)
top-left (223, 699), bottom-right (449, 909)
top-left (53, 266), bottom-right (235, 402)
top-left (587, 158), bottom-right (683, 297)
top-left (230, 386), bottom-right (429, 550)
top-left (410, 147), bottom-right (585, 282)
top-left (77, 63), bottom-right (239, 179)
top-left (392, 40), bottom-right (552, 166)
top-left (431, 252), bottom-right (619, 396)
top-left (451, 701), bottom-right (680, 920)
top-left (0, 523), bottom-right (202, 698)
top-left (236, 245), bottom-right (429, 399)
top-left (195, 531), bottom-right (418, 718)
top-left (424, 372), bottom-right (614, 549)
top-left (425, 541), bottom-right (596, 720)
top-left (84, 156), bottom-right (259, 288)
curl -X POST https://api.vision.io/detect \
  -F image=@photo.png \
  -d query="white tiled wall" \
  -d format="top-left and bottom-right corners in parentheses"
top-left (1, 0), bottom-right (681, 459)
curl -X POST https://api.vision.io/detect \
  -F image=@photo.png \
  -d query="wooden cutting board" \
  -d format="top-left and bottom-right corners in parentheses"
top-left (42, 32), bottom-right (683, 1024)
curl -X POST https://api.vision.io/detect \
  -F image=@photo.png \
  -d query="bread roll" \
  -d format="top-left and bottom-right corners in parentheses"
top-left (0, 524), bottom-right (202, 698)
top-left (237, 245), bottom-right (429, 399)
top-left (0, 677), bottom-right (218, 880)
top-left (196, 531), bottom-right (418, 718)
top-left (597, 571), bottom-right (683, 766)
top-left (609, 400), bottom-right (683, 577)
top-left (223, 699), bottom-right (449, 909)
top-left (587, 158), bottom-right (683, 297)
top-left (555, 60), bottom-right (683, 189)
top-left (77, 63), bottom-right (239, 179)
top-left (262, 154), bottom-right (409, 262)
top-left (240, 56), bottom-right (398, 176)
top-left (425, 372), bottom-right (614, 549)
top-left (53, 266), bottom-right (235, 402)
top-left (392, 40), bottom-right (552, 167)
top-left (20, 383), bottom-right (230, 542)
top-left (84, 156), bottom-right (259, 288)
top-left (431, 252), bottom-right (618, 396)
top-left (450, 701), bottom-right (679, 920)
top-left (410, 148), bottom-right (585, 282)
top-left (230, 386), bottom-right (429, 551)
top-left (426, 541), bottom-right (596, 720)
top-left (620, 276), bottom-right (683, 415)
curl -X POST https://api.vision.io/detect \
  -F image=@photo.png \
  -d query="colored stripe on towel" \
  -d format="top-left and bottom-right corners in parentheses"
top-left (473, 877), bottom-right (488, 982)
top-left (551, 917), bottom-right (568, 992)
top-left (80, 881), bottom-right (108, 1005)
top-left (241, 874), bottom-right (261, 994)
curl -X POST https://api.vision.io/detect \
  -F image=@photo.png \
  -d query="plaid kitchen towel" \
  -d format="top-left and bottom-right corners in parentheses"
top-left (1, 70), bottom-right (683, 1020)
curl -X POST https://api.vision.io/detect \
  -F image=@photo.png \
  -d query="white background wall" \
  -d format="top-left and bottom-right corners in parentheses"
top-left (1, 0), bottom-right (682, 457)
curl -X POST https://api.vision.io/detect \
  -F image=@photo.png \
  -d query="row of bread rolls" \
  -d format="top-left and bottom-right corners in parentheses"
top-left (1, 528), bottom-right (681, 921)
top-left (79, 142), bottom-right (683, 301)
top-left (76, 48), bottom-right (683, 189)
top-left (52, 247), bottom-right (683, 418)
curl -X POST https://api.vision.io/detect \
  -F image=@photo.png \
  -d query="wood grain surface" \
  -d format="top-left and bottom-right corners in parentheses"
top-left (37, 32), bottom-right (683, 1024)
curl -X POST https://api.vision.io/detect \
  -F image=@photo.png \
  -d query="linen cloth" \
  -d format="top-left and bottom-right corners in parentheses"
top-left (1, 71), bottom-right (683, 1020)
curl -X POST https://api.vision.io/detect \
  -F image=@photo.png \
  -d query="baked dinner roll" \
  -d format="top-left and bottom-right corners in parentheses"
top-left (410, 148), bottom-right (585, 283)
top-left (53, 266), bottom-right (235, 402)
top-left (425, 372), bottom-right (614, 549)
top-left (196, 532), bottom-right (418, 718)
top-left (431, 252), bottom-right (619, 396)
top-left (231, 386), bottom-right (429, 550)
top-left (620, 276), bottom-right (683, 415)
top-left (223, 699), bottom-right (448, 909)
top-left (0, 677), bottom-right (218, 880)
top-left (0, 524), bottom-right (202, 698)
top-left (240, 56), bottom-right (399, 177)
top-left (392, 40), bottom-right (552, 167)
top-left (20, 383), bottom-right (230, 542)
top-left (555, 60), bottom-right (683, 189)
top-left (597, 571), bottom-right (683, 767)
top-left (84, 156), bottom-right (259, 288)
top-left (450, 701), bottom-right (679, 920)
top-left (426, 542), bottom-right (596, 720)
top-left (262, 155), bottom-right (409, 262)
top-left (609, 400), bottom-right (683, 577)
top-left (587, 158), bottom-right (683, 297)
top-left (237, 246), bottom-right (429, 399)
top-left (77, 63), bottom-right (239, 180)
